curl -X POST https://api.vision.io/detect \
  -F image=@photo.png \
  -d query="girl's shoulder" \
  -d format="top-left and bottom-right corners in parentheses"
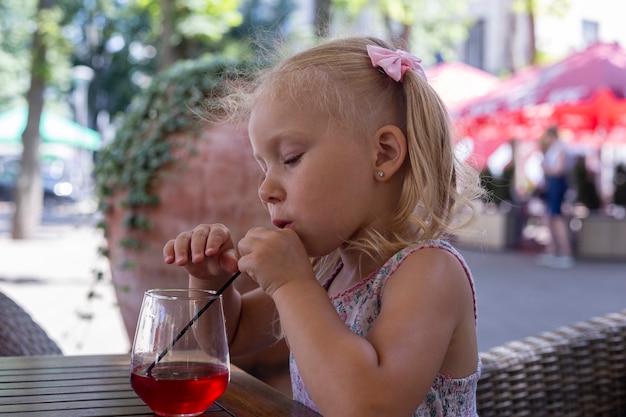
top-left (323, 239), bottom-right (474, 307)
top-left (382, 239), bottom-right (471, 280)
top-left (381, 239), bottom-right (477, 321)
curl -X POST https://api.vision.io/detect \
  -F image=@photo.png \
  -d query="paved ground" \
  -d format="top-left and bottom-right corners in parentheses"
top-left (462, 245), bottom-right (626, 350)
top-left (0, 202), bottom-right (130, 355)
top-left (1, 202), bottom-right (625, 355)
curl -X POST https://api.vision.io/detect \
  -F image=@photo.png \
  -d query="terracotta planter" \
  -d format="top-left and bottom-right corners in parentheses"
top-left (454, 207), bottom-right (516, 251)
top-left (577, 215), bottom-right (626, 259)
top-left (105, 124), bottom-right (271, 340)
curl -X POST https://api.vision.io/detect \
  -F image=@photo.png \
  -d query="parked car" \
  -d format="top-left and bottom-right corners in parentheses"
top-left (0, 155), bottom-right (81, 203)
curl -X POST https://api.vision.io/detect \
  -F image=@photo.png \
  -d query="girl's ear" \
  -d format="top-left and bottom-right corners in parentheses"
top-left (372, 125), bottom-right (407, 180)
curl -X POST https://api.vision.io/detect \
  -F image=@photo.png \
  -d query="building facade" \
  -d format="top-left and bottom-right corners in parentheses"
top-left (463, 0), bottom-right (626, 75)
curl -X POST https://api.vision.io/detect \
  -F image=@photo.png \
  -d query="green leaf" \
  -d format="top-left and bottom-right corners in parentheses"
top-left (94, 55), bottom-right (257, 254)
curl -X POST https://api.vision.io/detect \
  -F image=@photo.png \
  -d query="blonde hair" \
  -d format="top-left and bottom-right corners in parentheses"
top-left (218, 36), bottom-right (482, 278)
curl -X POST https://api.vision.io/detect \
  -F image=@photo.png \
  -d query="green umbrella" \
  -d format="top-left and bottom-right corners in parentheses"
top-left (0, 107), bottom-right (101, 151)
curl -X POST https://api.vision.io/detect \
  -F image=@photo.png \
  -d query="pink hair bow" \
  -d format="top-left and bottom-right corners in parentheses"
top-left (366, 44), bottom-right (426, 82)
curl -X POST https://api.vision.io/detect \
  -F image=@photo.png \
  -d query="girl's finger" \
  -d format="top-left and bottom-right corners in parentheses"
top-left (205, 224), bottom-right (231, 256)
top-left (162, 239), bottom-right (175, 264)
top-left (172, 230), bottom-right (193, 265)
top-left (189, 226), bottom-right (211, 263)
top-left (218, 248), bottom-right (239, 273)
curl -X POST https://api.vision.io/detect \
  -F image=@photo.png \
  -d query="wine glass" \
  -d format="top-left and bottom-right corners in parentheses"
top-left (130, 289), bottom-right (230, 417)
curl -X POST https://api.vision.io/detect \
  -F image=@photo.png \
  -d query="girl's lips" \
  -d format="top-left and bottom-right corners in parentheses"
top-left (272, 220), bottom-right (291, 229)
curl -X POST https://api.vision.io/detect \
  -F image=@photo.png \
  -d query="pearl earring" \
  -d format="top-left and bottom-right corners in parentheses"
top-left (377, 171), bottom-right (385, 178)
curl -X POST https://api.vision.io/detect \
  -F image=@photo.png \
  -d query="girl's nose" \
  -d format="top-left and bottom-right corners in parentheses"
top-left (258, 174), bottom-right (284, 204)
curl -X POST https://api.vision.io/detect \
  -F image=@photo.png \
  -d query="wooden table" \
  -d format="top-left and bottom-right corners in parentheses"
top-left (0, 354), bottom-right (320, 416)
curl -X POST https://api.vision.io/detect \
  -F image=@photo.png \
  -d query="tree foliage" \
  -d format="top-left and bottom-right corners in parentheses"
top-left (1, 0), bottom-right (471, 130)
top-left (331, 0), bottom-right (470, 64)
top-left (94, 55), bottom-right (257, 244)
top-left (62, 0), bottom-right (291, 126)
top-left (0, 0), bottom-right (34, 110)
top-left (0, 0), bottom-right (72, 111)
top-left (1, 0), bottom-right (479, 239)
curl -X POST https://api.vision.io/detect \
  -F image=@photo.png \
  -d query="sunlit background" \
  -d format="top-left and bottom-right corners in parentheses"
top-left (1, 0), bottom-right (625, 357)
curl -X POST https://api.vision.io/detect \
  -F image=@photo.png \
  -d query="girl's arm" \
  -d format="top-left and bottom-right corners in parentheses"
top-left (189, 275), bottom-right (281, 357)
top-left (165, 224), bottom-right (282, 357)
top-left (272, 248), bottom-right (478, 417)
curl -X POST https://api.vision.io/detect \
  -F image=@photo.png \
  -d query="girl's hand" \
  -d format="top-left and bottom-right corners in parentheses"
top-left (163, 223), bottom-right (239, 280)
top-left (237, 227), bottom-right (314, 296)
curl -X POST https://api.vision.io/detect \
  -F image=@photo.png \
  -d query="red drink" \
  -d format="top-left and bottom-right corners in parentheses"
top-left (131, 361), bottom-right (229, 416)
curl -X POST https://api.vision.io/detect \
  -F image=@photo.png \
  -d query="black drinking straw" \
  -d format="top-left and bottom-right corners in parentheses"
top-left (146, 270), bottom-right (241, 374)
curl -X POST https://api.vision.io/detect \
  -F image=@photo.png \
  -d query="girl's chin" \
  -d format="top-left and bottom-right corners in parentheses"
top-left (297, 231), bottom-right (344, 257)
top-left (305, 243), bottom-right (342, 259)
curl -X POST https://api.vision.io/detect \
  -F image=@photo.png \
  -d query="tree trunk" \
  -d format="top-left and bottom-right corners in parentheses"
top-left (399, 23), bottom-right (411, 49)
top-left (505, 8), bottom-right (516, 73)
top-left (314, 0), bottom-right (331, 38)
top-left (527, 0), bottom-right (537, 65)
top-left (158, 0), bottom-right (177, 70)
top-left (382, 15), bottom-right (411, 49)
top-left (11, 0), bottom-right (54, 239)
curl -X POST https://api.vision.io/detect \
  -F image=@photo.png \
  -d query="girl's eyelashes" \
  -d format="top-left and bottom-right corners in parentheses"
top-left (283, 153), bottom-right (303, 166)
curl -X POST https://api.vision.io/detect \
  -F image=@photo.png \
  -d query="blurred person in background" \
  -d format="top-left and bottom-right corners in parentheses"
top-left (536, 126), bottom-right (574, 269)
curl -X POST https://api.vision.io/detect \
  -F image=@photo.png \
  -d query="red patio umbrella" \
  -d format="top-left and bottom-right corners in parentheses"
top-left (454, 42), bottom-right (626, 166)
top-left (425, 61), bottom-right (501, 111)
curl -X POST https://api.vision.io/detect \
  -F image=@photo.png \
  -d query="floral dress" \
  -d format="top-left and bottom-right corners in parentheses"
top-left (290, 240), bottom-right (481, 416)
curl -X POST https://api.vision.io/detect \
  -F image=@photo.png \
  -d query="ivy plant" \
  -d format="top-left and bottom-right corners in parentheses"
top-left (94, 55), bottom-right (255, 254)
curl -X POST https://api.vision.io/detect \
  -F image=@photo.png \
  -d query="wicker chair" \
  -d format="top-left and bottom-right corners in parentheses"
top-left (0, 291), bottom-right (63, 356)
top-left (477, 310), bottom-right (626, 417)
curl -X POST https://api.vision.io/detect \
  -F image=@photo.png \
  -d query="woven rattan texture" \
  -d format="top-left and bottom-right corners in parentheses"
top-left (0, 292), bottom-right (62, 356)
top-left (477, 310), bottom-right (626, 417)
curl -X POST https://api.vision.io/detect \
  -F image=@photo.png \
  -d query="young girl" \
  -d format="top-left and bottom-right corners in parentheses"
top-left (164, 36), bottom-right (482, 417)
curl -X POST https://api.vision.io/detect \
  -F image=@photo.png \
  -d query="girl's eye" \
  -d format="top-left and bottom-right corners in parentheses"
top-left (283, 153), bottom-right (302, 165)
